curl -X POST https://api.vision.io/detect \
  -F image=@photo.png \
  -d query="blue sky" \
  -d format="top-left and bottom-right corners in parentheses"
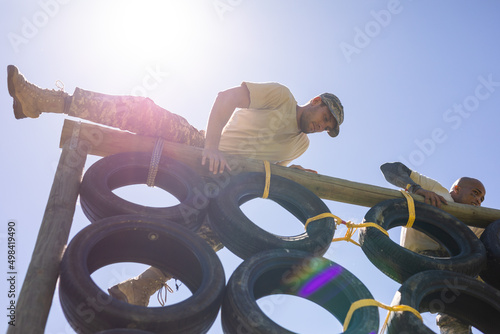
top-left (2, 1), bottom-right (500, 333)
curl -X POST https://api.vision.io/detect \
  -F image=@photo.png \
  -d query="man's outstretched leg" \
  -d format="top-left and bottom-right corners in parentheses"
top-left (7, 65), bottom-right (205, 147)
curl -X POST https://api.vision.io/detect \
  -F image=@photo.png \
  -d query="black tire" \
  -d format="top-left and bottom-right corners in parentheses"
top-left (359, 198), bottom-right (486, 283)
top-left (221, 249), bottom-right (379, 333)
top-left (80, 152), bottom-right (208, 231)
top-left (208, 172), bottom-right (336, 260)
top-left (387, 270), bottom-right (500, 334)
top-left (95, 330), bottom-right (154, 333)
top-left (59, 215), bottom-right (225, 334)
top-left (480, 219), bottom-right (500, 290)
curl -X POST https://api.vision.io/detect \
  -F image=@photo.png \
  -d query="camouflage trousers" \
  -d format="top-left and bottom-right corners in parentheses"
top-left (69, 88), bottom-right (223, 251)
top-left (419, 250), bottom-right (472, 334)
top-left (68, 87), bottom-right (206, 148)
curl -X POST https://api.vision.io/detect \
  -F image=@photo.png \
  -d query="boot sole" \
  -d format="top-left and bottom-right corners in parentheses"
top-left (108, 286), bottom-right (130, 304)
top-left (108, 285), bottom-right (150, 307)
top-left (7, 65), bottom-right (27, 120)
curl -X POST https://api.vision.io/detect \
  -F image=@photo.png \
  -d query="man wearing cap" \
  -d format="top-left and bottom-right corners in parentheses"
top-left (8, 66), bottom-right (344, 306)
top-left (8, 66), bottom-right (343, 174)
top-left (202, 81), bottom-right (344, 174)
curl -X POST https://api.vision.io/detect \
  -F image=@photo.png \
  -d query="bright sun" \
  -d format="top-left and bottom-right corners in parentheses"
top-left (101, 1), bottom-right (211, 63)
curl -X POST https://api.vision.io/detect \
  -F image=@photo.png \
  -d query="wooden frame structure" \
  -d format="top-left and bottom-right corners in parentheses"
top-left (8, 119), bottom-right (500, 333)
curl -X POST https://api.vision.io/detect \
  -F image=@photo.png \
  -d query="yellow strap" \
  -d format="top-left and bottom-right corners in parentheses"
top-left (262, 160), bottom-right (271, 199)
top-left (343, 298), bottom-right (422, 333)
top-left (304, 213), bottom-right (389, 247)
top-left (305, 213), bottom-right (389, 236)
top-left (331, 224), bottom-right (360, 246)
top-left (347, 222), bottom-right (390, 237)
top-left (400, 189), bottom-right (416, 229)
top-left (304, 212), bottom-right (343, 229)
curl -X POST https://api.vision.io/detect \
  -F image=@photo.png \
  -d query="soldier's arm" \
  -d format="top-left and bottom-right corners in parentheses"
top-left (202, 84), bottom-right (250, 174)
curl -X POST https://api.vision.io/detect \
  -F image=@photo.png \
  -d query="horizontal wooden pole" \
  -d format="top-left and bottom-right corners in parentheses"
top-left (60, 119), bottom-right (500, 228)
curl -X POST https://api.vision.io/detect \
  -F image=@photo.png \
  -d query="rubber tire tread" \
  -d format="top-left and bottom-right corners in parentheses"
top-left (221, 248), bottom-right (379, 333)
top-left (479, 219), bottom-right (500, 290)
top-left (95, 330), bottom-right (154, 333)
top-left (208, 172), bottom-right (336, 260)
top-left (79, 152), bottom-right (207, 231)
top-left (58, 215), bottom-right (225, 334)
top-left (387, 270), bottom-right (500, 334)
top-left (359, 198), bottom-right (486, 283)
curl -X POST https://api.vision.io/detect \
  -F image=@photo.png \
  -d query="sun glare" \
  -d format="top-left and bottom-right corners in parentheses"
top-left (103, 1), bottom-right (210, 63)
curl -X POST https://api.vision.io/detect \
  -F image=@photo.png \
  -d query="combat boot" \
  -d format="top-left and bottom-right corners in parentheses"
top-left (7, 65), bottom-right (69, 119)
top-left (436, 313), bottom-right (472, 334)
top-left (108, 266), bottom-right (172, 306)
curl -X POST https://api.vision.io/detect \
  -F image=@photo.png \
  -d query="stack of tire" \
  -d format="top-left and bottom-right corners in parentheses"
top-left (359, 199), bottom-right (500, 333)
top-left (59, 152), bottom-right (224, 333)
top-left (58, 152), bottom-right (500, 333)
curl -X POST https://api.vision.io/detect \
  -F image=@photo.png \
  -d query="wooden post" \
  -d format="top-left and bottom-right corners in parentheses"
top-left (60, 119), bottom-right (500, 228)
top-left (8, 122), bottom-right (89, 334)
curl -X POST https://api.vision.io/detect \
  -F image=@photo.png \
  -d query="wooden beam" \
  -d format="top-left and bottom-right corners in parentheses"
top-left (60, 119), bottom-right (500, 228)
top-left (9, 122), bottom-right (89, 334)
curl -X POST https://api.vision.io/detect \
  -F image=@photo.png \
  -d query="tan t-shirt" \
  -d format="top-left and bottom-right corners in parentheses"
top-left (218, 82), bottom-right (309, 166)
top-left (401, 171), bottom-right (484, 252)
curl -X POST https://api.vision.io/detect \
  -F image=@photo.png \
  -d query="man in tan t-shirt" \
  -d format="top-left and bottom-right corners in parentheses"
top-left (380, 162), bottom-right (485, 251)
top-left (202, 81), bottom-right (343, 174)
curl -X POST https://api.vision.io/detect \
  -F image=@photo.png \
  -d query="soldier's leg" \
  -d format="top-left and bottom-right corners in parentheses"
top-left (436, 313), bottom-right (472, 334)
top-left (8, 65), bottom-right (205, 147)
top-left (69, 88), bottom-right (205, 147)
top-left (108, 219), bottom-right (223, 306)
top-left (108, 266), bottom-right (172, 307)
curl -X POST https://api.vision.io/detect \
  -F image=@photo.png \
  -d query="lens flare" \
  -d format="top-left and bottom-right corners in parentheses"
top-left (298, 265), bottom-right (343, 298)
